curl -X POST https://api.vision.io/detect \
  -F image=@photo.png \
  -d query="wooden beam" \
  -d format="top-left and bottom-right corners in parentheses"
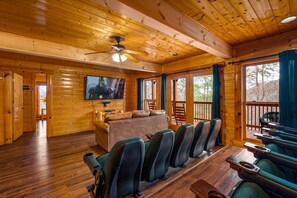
top-left (92, 0), bottom-right (232, 58)
top-left (163, 53), bottom-right (224, 74)
top-left (0, 32), bottom-right (161, 73)
top-left (234, 30), bottom-right (297, 60)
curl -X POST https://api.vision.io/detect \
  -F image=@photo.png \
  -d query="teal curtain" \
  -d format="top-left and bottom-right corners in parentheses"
top-left (212, 64), bottom-right (221, 144)
top-left (279, 50), bottom-right (297, 128)
top-left (161, 74), bottom-right (166, 110)
top-left (137, 78), bottom-right (143, 110)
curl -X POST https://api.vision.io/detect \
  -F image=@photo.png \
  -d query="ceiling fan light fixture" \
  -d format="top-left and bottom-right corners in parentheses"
top-left (112, 53), bottom-right (127, 62)
top-left (281, 16), bottom-right (297, 23)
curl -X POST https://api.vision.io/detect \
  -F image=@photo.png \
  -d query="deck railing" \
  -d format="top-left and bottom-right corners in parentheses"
top-left (246, 101), bottom-right (279, 130)
top-left (194, 101), bottom-right (212, 121)
top-left (171, 101), bottom-right (212, 122)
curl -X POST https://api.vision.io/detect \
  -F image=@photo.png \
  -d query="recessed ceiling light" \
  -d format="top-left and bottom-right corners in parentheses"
top-left (281, 16), bottom-right (297, 24)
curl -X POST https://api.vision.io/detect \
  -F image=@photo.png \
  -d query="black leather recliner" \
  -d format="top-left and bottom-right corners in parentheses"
top-left (84, 137), bottom-right (145, 198)
top-left (190, 121), bottom-right (210, 158)
top-left (170, 124), bottom-right (194, 168)
top-left (204, 118), bottom-right (222, 151)
top-left (142, 129), bottom-right (174, 182)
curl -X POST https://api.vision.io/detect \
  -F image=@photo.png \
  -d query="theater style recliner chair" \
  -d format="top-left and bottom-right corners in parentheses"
top-left (191, 179), bottom-right (271, 198)
top-left (225, 156), bottom-right (297, 197)
top-left (204, 118), bottom-right (222, 151)
top-left (170, 124), bottom-right (194, 168)
top-left (190, 121), bottom-right (210, 158)
top-left (253, 133), bottom-right (297, 158)
top-left (142, 129), bottom-right (174, 182)
top-left (84, 137), bottom-right (145, 198)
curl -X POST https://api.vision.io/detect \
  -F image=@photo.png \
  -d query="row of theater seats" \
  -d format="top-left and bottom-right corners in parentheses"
top-left (83, 118), bottom-right (221, 198)
top-left (191, 122), bottom-right (297, 198)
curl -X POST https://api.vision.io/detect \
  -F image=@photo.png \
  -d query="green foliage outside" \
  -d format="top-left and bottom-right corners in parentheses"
top-left (193, 75), bottom-right (213, 102)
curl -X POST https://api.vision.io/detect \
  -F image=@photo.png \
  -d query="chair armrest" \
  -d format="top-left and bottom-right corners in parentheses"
top-left (83, 153), bottom-right (103, 176)
top-left (190, 180), bottom-right (228, 198)
top-left (254, 133), bottom-right (276, 142)
top-left (244, 142), bottom-right (297, 170)
top-left (226, 156), bottom-right (260, 174)
top-left (260, 129), bottom-right (297, 141)
top-left (239, 168), bottom-right (297, 197)
top-left (268, 123), bottom-right (297, 134)
top-left (262, 127), bottom-right (281, 135)
top-left (267, 122), bottom-right (281, 128)
top-left (244, 142), bottom-right (271, 154)
top-left (228, 156), bottom-right (297, 197)
top-left (255, 133), bottom-right (297, 151)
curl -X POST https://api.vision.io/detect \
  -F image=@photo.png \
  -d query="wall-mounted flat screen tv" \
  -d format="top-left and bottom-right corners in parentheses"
top-left (85, 76), bottom-right (125, 100)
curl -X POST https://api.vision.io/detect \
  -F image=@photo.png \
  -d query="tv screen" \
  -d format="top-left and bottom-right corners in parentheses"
top-left (85, 76), bottom-right (125, 100)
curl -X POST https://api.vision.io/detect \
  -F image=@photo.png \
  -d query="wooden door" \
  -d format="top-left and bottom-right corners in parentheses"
top-left (13, 73), bottom-right (23, 141)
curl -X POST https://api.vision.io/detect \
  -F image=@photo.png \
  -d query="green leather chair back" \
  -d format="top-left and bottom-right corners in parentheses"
top-left (102, 137), bottom-right (145, 198)
top-left (142, 129), bottom-right (174, 182)
top-left (170, 124), bottom-right (194, 168)
top-left (190, 121), bottom-right (210, 158)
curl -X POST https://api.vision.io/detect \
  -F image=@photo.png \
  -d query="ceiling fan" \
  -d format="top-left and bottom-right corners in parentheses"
top-left (85, 36), bottom-right (148, 63)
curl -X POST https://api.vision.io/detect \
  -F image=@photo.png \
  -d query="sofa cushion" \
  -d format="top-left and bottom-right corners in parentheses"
top-left (105, 112), bottom-right (132, 122)
top-left (150, 110), bottom-right (166, 116)
top-left (132, 110), bottom-right (150, 118)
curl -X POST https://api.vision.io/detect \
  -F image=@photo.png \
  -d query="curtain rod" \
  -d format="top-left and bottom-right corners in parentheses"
top-left (140, 63), bottom-right (224, 80)
top-left (228, 53), bottom-right (279, 65)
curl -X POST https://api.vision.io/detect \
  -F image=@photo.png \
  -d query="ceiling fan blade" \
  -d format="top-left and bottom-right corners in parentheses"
top-left (85, 50), bottom-right (113, 55)
top-left (125, 50), bottom-right (148, 56)
top-left (123, 52), bottom-right (140, 63)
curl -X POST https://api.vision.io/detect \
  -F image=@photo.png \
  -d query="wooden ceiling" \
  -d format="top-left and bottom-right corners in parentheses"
top-left (0, 0), bottom-right (296, 66)
top-left (0, 0), bottom-right (205, 64)
top-left (166, 0), bottom-right (297, 45)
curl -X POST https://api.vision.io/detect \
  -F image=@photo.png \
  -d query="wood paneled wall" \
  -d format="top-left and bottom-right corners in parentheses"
top-left (223, 64), bottom-right (237, 145)
top-left (0, 72), bottom-right (4, 144)
top-left (0, 53), bottom-right (138, 141)
top-left (23, 73), bottom-right (35, 132)
top-left (51, 66), bottom-right (135, 136)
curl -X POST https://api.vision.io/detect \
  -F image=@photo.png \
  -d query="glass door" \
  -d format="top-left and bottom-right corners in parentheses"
top-left (193, 75), bottom-right (213, 126)
top-left (170, 77), bottom-right (186, 125)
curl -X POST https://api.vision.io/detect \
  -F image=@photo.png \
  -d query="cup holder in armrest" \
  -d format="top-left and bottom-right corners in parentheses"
top-left (254, 133), bottom-right (276, 140)
top-left (226, 156), bottom-right (260, 174)
top-left (255, 145), bottom-right (269, 151)
top-left (208, 191), bottom-right (226, 198)
top-left (239, 161), bottom-right (255, 169)
top-left (244, 142), bottom-right (271, 154)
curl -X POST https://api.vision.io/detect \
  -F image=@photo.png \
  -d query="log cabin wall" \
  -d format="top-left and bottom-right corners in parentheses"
top-left (23, 73), bottom-right (35, 132)
top-left (0, 72), bottom-right (4, 144)
top-left (0, 53), bottom-right (139, 141)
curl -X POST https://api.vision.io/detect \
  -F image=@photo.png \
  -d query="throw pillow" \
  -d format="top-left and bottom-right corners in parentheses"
top-left (132, 110), bottom-right (150, 118)
top-left (150, 110), bottom-right (166, 116)
top-left (105, 112), bottom-right (132, 122)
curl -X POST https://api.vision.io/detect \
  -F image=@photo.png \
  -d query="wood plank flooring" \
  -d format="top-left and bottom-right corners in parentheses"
top-left (0, 122), bottom-right (255, 198)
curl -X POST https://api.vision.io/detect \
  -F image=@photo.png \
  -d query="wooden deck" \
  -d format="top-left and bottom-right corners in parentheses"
top-left (0, 122), bottom-right (255, 198)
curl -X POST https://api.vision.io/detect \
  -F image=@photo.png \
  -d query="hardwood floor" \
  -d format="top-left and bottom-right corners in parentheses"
top-left (0, 123), bottom-right (255, 198)
top-left (153, 145), bottom-right (255, 198)
top-left (0, 122), bottom-right (104, 198)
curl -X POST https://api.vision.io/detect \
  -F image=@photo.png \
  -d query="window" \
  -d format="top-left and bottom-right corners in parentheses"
top-left (144, 79), bottom-right (157, 110)
top-left (244, 61), bottom-right (280, 139)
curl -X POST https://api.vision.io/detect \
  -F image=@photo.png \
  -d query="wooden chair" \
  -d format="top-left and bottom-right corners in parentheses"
top-left (172, 102), bottom-right (186, 125)
top-left (147, 100), bottom-right (156, 110)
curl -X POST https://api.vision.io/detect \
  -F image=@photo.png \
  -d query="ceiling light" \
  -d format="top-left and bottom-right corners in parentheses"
top-left (112, 53), bottom-right (127, 62)
top-left (281, 16), bottom-right (297, 24)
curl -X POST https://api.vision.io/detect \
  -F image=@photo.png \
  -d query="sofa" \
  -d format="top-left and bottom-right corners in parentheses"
top-left (94, 112), bottom-right (169, 151)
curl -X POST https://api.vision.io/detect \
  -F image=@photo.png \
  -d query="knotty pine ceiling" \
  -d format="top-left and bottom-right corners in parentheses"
top-left (166, 0), bottom-right (297, 45)
top-left (0, 0), bottom-right (296, 64)
top-left (0, 0), bottom-right (205, 64)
